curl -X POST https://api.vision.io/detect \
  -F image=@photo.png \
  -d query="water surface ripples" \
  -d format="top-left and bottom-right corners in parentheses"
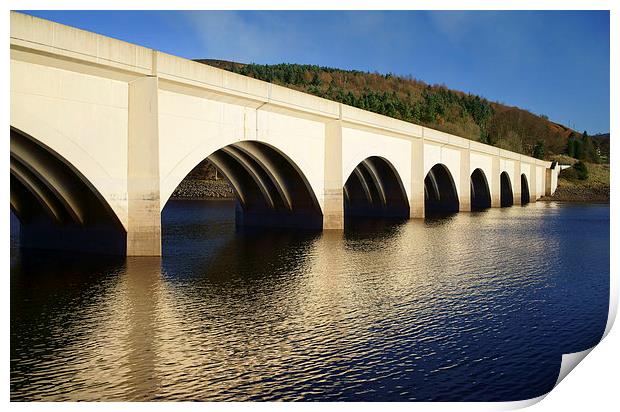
top-left (10, 200), bottom-right (609, 401)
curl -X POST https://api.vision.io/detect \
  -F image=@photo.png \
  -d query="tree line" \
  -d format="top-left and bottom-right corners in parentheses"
top-left (198, 60), bottom-right (607, 163)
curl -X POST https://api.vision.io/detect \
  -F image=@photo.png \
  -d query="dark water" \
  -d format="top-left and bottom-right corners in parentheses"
top-left (10, 200), bottom-right (609, 401)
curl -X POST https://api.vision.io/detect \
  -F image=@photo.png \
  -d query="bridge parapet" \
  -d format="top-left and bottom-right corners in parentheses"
top-left (11, 11), bottom-right (153, 76)
top-left (9, 11), bottom-right (557, 174)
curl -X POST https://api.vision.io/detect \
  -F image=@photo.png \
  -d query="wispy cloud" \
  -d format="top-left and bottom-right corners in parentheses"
top-left (427, 11), bottom-right (480, 43)
top-left (168, 10), bottom-right (608, 132)
top-left (181, 11), bottom-right (330, 63)
top-left (179, 11), bottom-right (411, 67)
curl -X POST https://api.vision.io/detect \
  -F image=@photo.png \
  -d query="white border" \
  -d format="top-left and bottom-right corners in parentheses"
top-left (3, 1), bottom-right (617, 411)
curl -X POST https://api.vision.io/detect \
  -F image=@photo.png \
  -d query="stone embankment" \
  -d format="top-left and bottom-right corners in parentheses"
top-left (541, 186), bottom-right (609, 203)
top-left (171, 179), bottom-right (234, 199)
top-left (172, 178), bottom-right (610, 203)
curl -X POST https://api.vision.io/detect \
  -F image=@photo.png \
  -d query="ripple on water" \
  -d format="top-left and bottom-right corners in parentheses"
top-left (10, 201), bottom-right (609, 401)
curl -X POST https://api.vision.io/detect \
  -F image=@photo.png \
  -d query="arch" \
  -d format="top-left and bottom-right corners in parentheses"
top-left (500, 172), bottom-right (514, 207)
top-left (424, 164), bottom-right (459, 215)
top-left (10, 127), bottom-right (126, 254)
top-left (163, 140), bottom-right (323, 230)
top-left (340, 129), bottom-right (413, 204)
top-left (343, 156), bottom-right (409, 220)
top-left (470, 168), bottom-right (491, 210)
top-left (521, 174), bottom-right (530, 205)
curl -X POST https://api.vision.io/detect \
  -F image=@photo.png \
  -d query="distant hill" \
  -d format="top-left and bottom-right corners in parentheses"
top-left (197, 59), bottom-right (607, 163)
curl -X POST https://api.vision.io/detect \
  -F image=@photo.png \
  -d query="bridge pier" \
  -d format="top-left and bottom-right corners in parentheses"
top-left (459, 147), bottom-right (471, 212)
top-left (127, 76), bottom-right (162, 256)
top-left (513, 160), bottom-right (522, 205)
top-left (323, 120), bottom-right (344, 229)
top-left (491, 156), bottom-right (501, 207)
top-left (545, 168), bottom-right (553, 196)
top-left (409, 139), bottom-right (425, 218)
top-left (529, 163), bottom-right (538, 203)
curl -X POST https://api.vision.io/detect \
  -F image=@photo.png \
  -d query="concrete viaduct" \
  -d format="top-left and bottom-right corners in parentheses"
top-left (10, 12), bottom-right (560, 256)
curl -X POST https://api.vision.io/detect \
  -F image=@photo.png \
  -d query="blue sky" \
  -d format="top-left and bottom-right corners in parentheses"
top-left (21, 10), bottom-right (610, 134)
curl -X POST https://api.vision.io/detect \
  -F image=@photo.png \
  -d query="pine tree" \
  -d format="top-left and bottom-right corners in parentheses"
top-left (566, 133), bottom-right (576, 158)
top-left (533, 141), bottom-right (545, 159)
top-left (574, 139), bottom-right (584, 160)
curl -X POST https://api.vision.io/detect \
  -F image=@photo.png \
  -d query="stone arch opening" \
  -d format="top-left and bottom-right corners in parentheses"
top-left (343, 156), bottom-right (409, 220)
top-left (10, 127), bottom-right (126, 254)
top-left (163, 140), bottom-right (323, 230)
top-left (424, 164), bottom-right (459, 215)
top-left (470, 168), bottom-right (491, 210)
top-left (500, 172), bottom-right (514, 207)
top-left (521, 174), bottom-right (530, 205)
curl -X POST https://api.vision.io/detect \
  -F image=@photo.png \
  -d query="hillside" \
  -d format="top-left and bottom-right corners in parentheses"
top-left (543, 156), bottom-right (610, 202)
top-left (197, 59), bottom-right (607, 163)
top-left (591, 133), bottom-right (610, 162)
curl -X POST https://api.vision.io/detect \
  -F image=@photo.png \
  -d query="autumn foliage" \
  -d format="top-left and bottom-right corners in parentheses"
top-left (198, 60), bottom-right (606, 162)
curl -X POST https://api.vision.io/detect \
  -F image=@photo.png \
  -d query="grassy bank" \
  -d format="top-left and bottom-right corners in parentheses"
top-left (543, 157), bottom-right (610, 202)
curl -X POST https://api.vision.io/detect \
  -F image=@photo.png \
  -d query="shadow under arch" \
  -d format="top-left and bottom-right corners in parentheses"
top-left (343, 156), bottom-right (409, 221)
top-left (163, 140), bottom-right (323, 230)
top-left (521, 174), bottom-right (530, 205)
top-left (500, 172), bottom-right (514, 207)
top-left (470, 168), bottom-right (491, 210)
top-left (424, 164), bottom-right (459, 215)
top-left (10, 127), bottom-right (126, 254)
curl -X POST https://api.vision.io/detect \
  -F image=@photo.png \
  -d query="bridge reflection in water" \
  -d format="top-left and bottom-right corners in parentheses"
top-left (10, 200), bottom-right (609, 401)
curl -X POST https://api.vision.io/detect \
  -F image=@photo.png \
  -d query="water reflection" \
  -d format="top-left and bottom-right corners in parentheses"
top-left (10, 201), bottom-right (609, 401)
top-left (123, 258), bottom-right (163, 400)
top-left (10, 249), bottom-right (124, 400)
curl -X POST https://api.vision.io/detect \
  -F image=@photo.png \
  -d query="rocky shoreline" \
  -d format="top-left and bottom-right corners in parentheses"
top-left (172, 178), bottom-right (609, 204)
top-left (171, 179), bottom-right (234, 199)
top-left (540, 186), bottom-right (610, 203)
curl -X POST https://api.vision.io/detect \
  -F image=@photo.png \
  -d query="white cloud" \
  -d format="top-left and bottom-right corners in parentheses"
top-left (181, 11), bottom-right (313, 63)
top-left (180, 11), bottom-right (402, 65)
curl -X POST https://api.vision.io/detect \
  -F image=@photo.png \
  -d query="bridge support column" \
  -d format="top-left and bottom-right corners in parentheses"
top-left (545, 168), bottom-right (555, 196)
top-left (545, 167), bottom-right (552, 196)
top-left (458, 147), bottom-right (471, 212)
top-left (491, 156), bottom-right (501, 207)
top-left (127, 76), bottom-right (162, 256)
top-left (410, 138), bottom-right (425, 218)
top-left (323, 120), bottom-right (344, 229)
top-left (529, 164), bottom-right (538, 203)
top-left (513, 160), bottom-right (522, 205)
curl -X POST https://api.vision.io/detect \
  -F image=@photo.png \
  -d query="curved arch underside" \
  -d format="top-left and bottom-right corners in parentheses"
top-left (470, 168), bottom-right (491, 210)
top-left (500, 172), bottom-right (514, 207)
top-left (424, 164), bottom-right (459, 215)
top-left (10, 128), bottom-right (126, 254)
top-left (203, 141), bottom-right (323, 229)
top-left (521, 174), bottom-right (530, 205)
top-left (343, 156), bottom-right (409, 220)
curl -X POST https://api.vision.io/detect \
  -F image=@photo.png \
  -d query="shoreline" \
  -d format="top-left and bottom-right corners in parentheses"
top-left (539, 185), bottom-right (609, 203)
top-left (171, 179), bottom-right (609, 204)
top-left (170, 179), bottom-right (234, 200)
top-left (539, 199), bottom-right (609, 204)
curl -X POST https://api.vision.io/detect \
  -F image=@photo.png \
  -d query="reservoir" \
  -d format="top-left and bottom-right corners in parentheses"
top-left (10, 200), bottom-right (609, 401)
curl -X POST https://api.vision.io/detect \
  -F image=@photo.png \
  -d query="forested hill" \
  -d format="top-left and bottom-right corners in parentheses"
top-left (591, 133), bottom-right (610, 162)
top-left (197, 59), bottom-right (607, 163)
